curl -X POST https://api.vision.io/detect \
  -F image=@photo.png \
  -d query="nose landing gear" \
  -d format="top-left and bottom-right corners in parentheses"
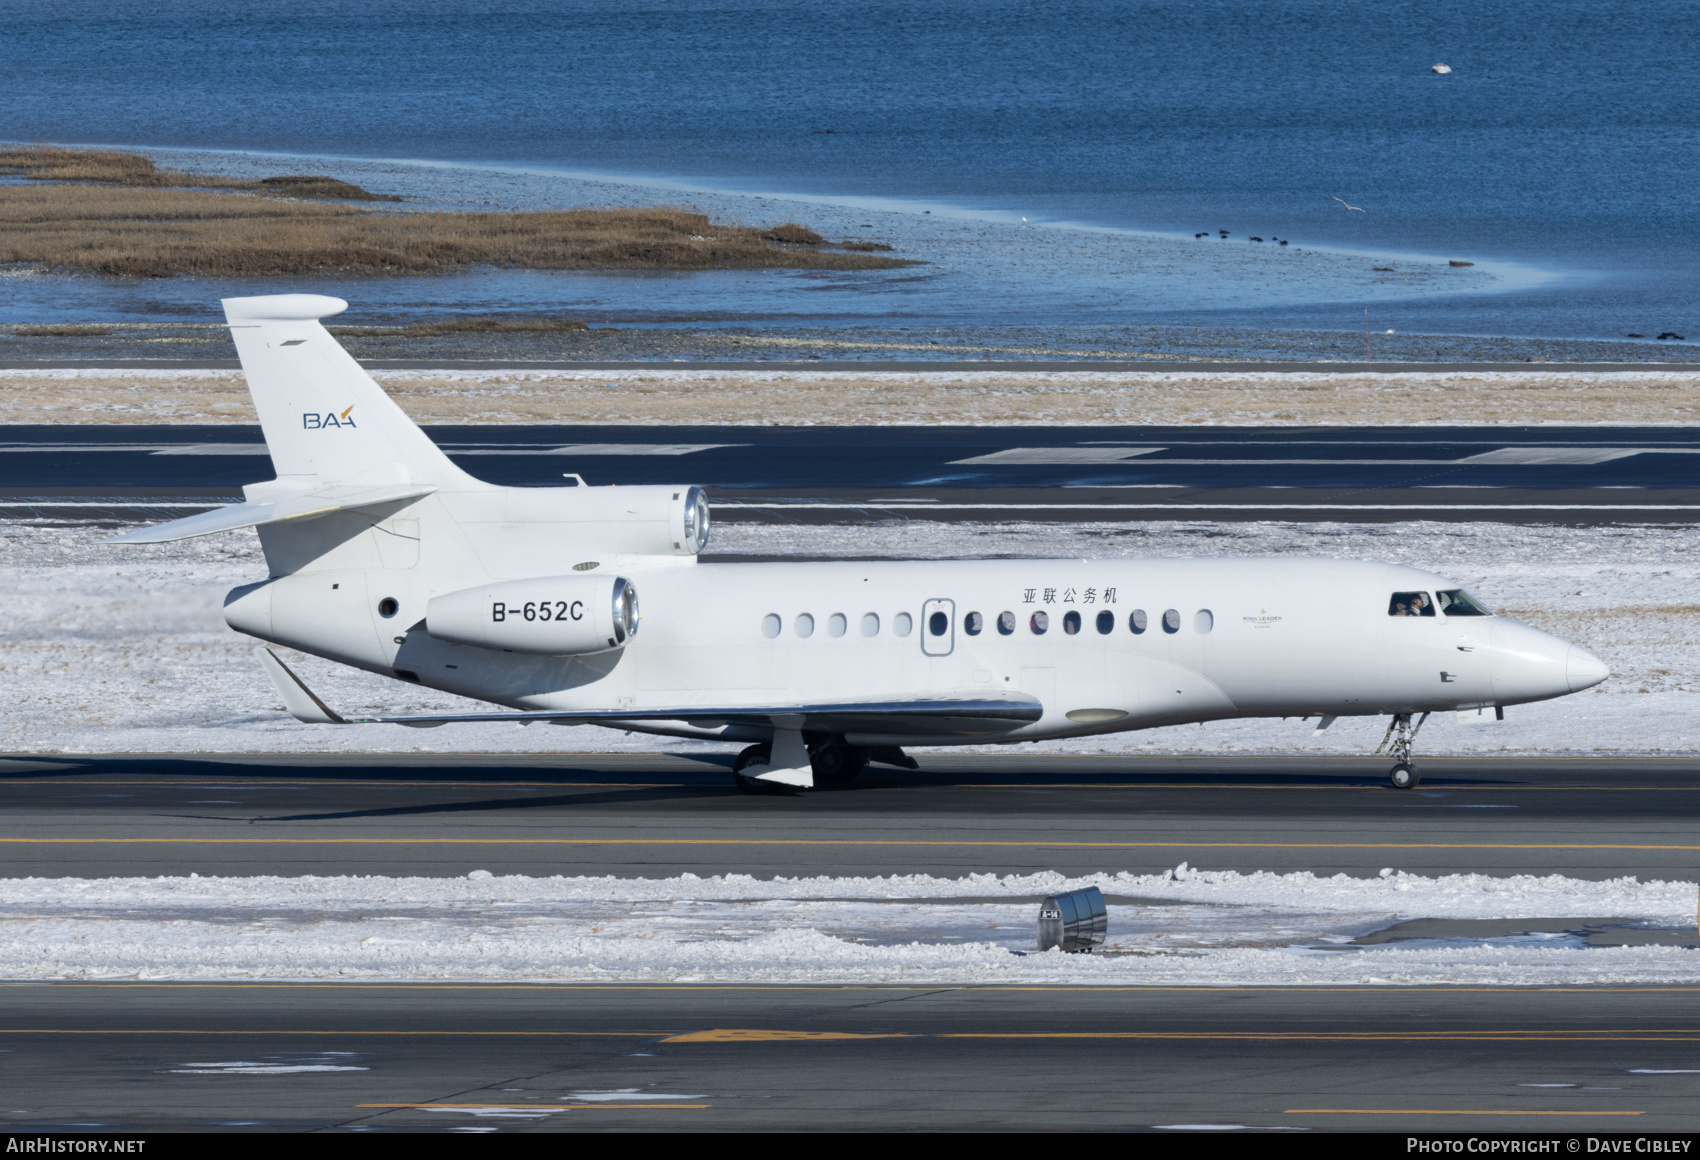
top-left (1378, 711), bottom-right (1430, 789)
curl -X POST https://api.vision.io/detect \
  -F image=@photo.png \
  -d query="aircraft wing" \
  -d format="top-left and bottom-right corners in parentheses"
top-left (106, 482), bottom-right (438, 544)
top-left (258, 649), bottom-right (1040, 736)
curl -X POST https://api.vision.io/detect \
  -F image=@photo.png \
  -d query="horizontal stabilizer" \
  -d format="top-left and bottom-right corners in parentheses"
top-left (257, 648), bottom-right (347, 725)
top-left (105, 482), bottom-right (437, 544)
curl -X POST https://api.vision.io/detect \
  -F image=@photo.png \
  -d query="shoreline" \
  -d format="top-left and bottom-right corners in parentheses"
top-left (0, 142), bottom-right (1527, 345)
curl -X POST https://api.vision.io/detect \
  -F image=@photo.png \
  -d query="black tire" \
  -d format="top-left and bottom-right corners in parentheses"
top-left (731, 744), bottom-right (789, 795)
top-left (810, 743), bottom-right (866, 786)
top-left (1389, 762), bottom-right (1419, 790)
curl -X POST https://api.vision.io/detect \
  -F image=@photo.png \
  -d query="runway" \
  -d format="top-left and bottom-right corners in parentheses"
top-left (4, 756), bottom-right (1698, 1130)
top-left (4, 753), bottom-right (1697, 880)
top-left (8, 423), bottom-right (1700, 524)
top-left (4, 981), bottom-right (1698, 1132)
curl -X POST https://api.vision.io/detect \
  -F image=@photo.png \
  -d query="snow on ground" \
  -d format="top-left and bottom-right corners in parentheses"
top-left (2, 869), bottom-right (1693, 984)
top-left (8, 517), bottom-right (1697, 985)
top-left (2, 516), bottom-right (1695, 755)
top-left (4, 366), bottom-right (1700, 426)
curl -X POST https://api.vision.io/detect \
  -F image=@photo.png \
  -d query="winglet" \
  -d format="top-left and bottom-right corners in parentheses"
top-left (258, 648), bottom-right (347, 724)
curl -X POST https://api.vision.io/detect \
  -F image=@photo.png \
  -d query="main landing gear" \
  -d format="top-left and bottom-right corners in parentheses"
top-left (731, 743), bottom-right (784, 795)
top-left (731, 736), bottom-right (905, 794)
top-left (1377, 711), bottom-right (1430, 789)
top-left (730, 736), bottom-right (868, 794)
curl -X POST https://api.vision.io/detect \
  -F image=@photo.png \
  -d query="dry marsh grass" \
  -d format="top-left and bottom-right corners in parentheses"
top-left (0, 146), bottom-right (917, 278)
top-left (0, 146), bottom-right (397, 200)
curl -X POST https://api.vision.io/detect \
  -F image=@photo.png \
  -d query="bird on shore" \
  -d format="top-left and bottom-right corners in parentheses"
top-left (1330, 196), bottom-right (1367, 213)
top-left (1432, 62), bottom-right (1452, 74)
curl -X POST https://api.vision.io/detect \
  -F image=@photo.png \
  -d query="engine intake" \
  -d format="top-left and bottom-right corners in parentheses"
top-left (427, 575), bottom-right (639, 655)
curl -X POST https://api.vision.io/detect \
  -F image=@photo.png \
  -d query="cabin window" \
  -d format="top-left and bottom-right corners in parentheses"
top-left (861, 612), bottom-right (881, 636)
top-left (795, 613), bottom-right (815, 637)
top-left (1194, 609), bottom-right (1214, 634)
top-left (762, 613), bottom-right (781, 638)
top-left (828, 612), bottom-right (847, 637)
top-left (1437, 589), bottom-right (1492, 616)
top-left (1096, 610), bottom-right (1115, 635)
top-left (997, 610), bottom-right (1016, 636)
top-left (1389, 592), bottom-right (1436, 617)
top-left (1030, 610), bottom-right (1049, 635)
top-left (1129, 609), bottom-right (1148, 634)
top-left (964, 611), bottom-right (984, 636)
top-left (894, 612), bottom-right (913, 637)
top-left (1162, 608), bottom-right (1180, 634)
top-left (929, 610), bottom-right (950, 637)
top-left (1062, 610), bottom-right (1082, 635)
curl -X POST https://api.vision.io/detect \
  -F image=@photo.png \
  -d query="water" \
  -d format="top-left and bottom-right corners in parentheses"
top-left (2, 0), bottom-right (1696, 349)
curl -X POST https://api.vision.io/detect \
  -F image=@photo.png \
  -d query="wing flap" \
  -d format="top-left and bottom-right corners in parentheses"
top-left (357, 697), bottom-right (1041, 736)
top-left (247, 651), bottom-right (1041, 736)
top-left (105, 482), bottom-right (437, 544)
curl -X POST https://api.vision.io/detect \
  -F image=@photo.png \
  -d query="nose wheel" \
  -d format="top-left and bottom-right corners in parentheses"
top-left (1377, 712), bottom-right (1430, 791)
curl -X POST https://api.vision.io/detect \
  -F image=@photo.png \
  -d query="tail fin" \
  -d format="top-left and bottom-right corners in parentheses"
top-left (224, 295), bottom-right (473, 488)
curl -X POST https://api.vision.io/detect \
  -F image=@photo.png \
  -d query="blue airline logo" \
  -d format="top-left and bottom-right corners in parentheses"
top-left (303, 406), bottom-right (356, 429)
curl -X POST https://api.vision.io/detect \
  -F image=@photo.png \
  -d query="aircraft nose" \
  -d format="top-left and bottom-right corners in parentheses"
top-left (1489, 618), bottom-right (1574, 704)
top-left (1567, 645), bottom-right (1610, 693)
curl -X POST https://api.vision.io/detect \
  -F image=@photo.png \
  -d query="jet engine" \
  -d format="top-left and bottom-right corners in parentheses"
top-left (427, 574), bottom-right (639, 655)
top-left (502, 483), bottom-right (710, 557)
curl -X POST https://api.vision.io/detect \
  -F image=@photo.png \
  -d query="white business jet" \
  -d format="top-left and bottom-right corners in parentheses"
top-left (112, 295), bottom-right (1609, 793)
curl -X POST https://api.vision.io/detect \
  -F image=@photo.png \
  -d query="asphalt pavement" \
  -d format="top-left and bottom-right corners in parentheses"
top-left (5, 755), bottom-right (1699, 1132)
top-left (3, 753), bottom-right (1696, 880)
top-left (9, 423), bottom-right (1700, 523)
top-left (4, 981), bottom-right (1698, 1132)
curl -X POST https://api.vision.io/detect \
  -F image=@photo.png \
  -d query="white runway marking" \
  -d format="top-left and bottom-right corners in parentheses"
top-left (452, 443), bottom-right (743, 456)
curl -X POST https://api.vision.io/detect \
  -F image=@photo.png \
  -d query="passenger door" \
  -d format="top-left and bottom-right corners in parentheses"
top-left (921, 598), bottom-right (955, 656)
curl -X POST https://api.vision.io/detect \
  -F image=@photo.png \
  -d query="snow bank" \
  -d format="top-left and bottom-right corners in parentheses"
top-left (1, 869), bottom-right (1693, 985)
top-left (6, 866), bottom-right (1693, 919)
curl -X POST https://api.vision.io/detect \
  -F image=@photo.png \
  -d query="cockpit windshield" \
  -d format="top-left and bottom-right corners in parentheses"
top-left (1389, 592), bottom-right (1436, 617)
top-left (1436, 589), bottom-right (1492, 616)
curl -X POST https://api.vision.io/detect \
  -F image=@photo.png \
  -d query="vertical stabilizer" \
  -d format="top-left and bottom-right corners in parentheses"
top-left (224, 295), bottom-right (473, 487)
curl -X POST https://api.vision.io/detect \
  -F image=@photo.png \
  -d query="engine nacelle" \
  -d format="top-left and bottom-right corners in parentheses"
top-left (426, 575), bottom-right (639, 655)
top-left (502, 483), bottom-right (710, 558)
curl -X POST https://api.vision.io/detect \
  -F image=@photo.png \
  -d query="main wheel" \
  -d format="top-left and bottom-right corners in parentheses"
top-left (731, 744), bottom-right (788, 795)
top-left (1389, 762), bottom-right (1419, 790)
top-left (810, 742), bottom-right (866, 786)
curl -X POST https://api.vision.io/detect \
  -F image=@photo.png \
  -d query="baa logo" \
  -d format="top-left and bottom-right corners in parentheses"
top-left (303, 406), bottom-right (356, 429)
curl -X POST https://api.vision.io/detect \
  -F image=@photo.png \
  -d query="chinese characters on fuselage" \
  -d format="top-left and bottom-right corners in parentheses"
top-left (1022, 587), bottom-right (1117, 605)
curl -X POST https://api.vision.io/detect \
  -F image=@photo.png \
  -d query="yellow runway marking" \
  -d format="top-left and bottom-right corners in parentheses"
top-left (2, 836), bottom-right (1697, 851)
top-left (4, 1025), bottom-right (1697, 1044)
top-left (359, 1103), bottom-right (708, 1111)
top-left (0, 1028), bottom-right (665, 1036)
top-left (939, 1031), bottom-right (1700, 1041)
top-left (662, 1029), bottom-right (912, 1043)
top-left (961, 783), bottom-right (1700, 792)
top-left (6, 779), bottom-right (1698, 792)
top-left (1285, 1102), bottom-right (1645, 1108)
top-left (665, 1029), bottom-right (1700, 1044)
